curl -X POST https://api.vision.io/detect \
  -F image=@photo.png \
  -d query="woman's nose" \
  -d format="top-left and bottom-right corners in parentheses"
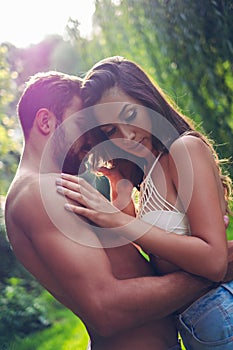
top-left (120, 126), bottom-right (136, 140)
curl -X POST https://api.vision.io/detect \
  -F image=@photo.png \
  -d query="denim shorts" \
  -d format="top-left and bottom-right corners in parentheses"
top-left (169, 341), bottom-right (182, 350)
top-left (88, 340), bottom-right (181, 349)
top-left (177, 280), bottom-right (233, 349)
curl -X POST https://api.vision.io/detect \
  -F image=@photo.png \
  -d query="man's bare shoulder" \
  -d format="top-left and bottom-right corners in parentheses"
top-left (5, 171), bottom-right (102, 248)
top-left (5, 172), bottom-right (56, 235)
top-left (6, 172), bottom-right (55, 216)
top-left (6, 172), bottom-right (38, 219)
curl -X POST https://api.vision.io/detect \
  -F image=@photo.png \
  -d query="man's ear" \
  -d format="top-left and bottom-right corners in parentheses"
top-left (35, 108), bottom-right (56, 135)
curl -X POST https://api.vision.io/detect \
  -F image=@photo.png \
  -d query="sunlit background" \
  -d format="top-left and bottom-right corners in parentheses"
top-left (0, 0), bottom-right (95, 47)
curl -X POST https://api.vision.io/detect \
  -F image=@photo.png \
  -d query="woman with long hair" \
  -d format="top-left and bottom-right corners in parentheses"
top-left (58, 56), bottom-right (233, 350)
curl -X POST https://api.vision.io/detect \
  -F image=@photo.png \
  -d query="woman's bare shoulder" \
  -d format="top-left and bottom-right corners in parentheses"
top-left (168, 134), bottom-right (213, 169)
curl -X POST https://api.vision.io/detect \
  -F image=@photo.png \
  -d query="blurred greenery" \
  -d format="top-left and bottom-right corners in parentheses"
top-left (1, 292), bottom-right (89, 350)
top-left (0, 278), bottom-right (51, 342)
top-left (0, 0), bottom-right (232, 348)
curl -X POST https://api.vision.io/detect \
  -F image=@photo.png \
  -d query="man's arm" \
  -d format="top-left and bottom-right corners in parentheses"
top-left (10, 175), bottom-right (215, 337)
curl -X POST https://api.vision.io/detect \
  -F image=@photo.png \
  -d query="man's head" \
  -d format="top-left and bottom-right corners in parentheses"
top-left (17, 71), bottom-right (91, 174)
top-left (17, 71), bottom-right (83, 139)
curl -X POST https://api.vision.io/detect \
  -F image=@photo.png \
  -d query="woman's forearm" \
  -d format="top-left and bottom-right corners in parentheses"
top-left (119, 216), bottom-right (227, 281)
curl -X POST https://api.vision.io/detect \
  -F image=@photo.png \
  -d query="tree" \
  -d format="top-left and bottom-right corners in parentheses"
top-left (91, 0), bottom-right (233, 175)
top-left (0, 45), bottom-right (21, 197)
top-left (140, 0), bottom-right (233, 167)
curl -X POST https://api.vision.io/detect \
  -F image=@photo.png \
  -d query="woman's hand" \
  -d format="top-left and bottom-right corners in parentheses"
top-left (56, 174), bottom-right (132, 228)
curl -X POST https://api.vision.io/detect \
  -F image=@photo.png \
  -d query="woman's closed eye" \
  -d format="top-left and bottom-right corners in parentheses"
top-left (124, 107), bottom-right (137, 123)
top-left (101, 125), bottom-right (117, 138)
top-left (100, 107), bottom-right (137, 138)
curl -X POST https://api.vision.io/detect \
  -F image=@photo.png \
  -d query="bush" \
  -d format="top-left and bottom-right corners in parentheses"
top-left (0, 277), bottom-right (51, 342)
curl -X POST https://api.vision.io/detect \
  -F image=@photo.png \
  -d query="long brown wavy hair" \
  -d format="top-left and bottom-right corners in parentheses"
top-left (82, 56), bottom-right (232, 213)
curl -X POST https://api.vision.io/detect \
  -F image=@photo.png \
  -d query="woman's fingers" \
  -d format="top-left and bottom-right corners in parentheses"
top-left (56, 177), bottom-right (80, 192)
top-left (61, 173), bottom-right (97, 192)
top-left (64, 202), bottom-right (109, 227)
top-left (60, 173), bottom-right (79, 184)
top-left (64, 203), bottom-right (109, 227)
top-left (65, 203), bottom-right (93, 217)
top-left (64, 202), bottom-right (122, 228)
top-left (57, 173), bottom-right (123, 227)
top-left (57, 186), bottom-right (88, 206)
top-left (57, 175), bottom-right (99, 201)
top-left (57, 179), bottom-right (114, 213)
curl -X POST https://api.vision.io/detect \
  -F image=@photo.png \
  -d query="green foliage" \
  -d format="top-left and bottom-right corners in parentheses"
top-left (2, 293), bottom-right (89, 350)
top-left (227, 218), bottom-right (233, 240)
top-left (91, 0), bottom-right (233, 176)
top-left (0, 46), bottom-right (24, 285)
top-left (0, 45), bottom-right (22, 196)
top-left (0, 221), bottom-right (18, 279)
top-left (0, 278), bottom-right (51, 342)
top-left (143, 0), bottom-right (233, 164)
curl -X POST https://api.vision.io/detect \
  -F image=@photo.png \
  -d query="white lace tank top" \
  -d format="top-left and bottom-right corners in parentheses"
top-left (138, 153), bottom-right (190, 235)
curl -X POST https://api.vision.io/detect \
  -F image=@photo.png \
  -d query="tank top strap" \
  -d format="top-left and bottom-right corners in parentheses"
top-left (146, 152), bottom-right (163, 178)
top-left (139, 151), bottom-right (180, 216)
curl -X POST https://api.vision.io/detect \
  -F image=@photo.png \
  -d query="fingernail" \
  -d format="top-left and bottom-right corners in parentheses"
top-left (64, 203), bottom-right (72, 211)
top-left (56, 186), bottom-right (64, 194)
top-left (56, 178), bottom-right (62, 185)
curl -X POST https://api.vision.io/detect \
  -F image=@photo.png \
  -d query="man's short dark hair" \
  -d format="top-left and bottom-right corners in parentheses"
top-left (17, 71), bottom-right (82, 138)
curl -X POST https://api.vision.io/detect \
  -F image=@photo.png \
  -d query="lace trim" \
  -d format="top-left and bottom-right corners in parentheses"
top-left (138, 153), bottom-right (179, 218)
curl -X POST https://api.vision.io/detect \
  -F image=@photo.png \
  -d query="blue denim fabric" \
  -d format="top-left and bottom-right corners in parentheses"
top-left (88, 340), bottom-right (181, 349)
top-left (177, 281), bottom-right (233, 350)
top-left (169, 341), bottom-right (182, 350)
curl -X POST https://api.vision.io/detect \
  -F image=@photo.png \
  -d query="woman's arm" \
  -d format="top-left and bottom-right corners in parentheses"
top-left (125, 136), bottom-right (228, 281)
top-left (10, 174), bottom-right (222, 337)
top-left (57, 136), bottom-right (229, 281)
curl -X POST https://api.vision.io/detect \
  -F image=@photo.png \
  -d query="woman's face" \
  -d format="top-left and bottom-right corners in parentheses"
top-left (93, 87), bottom-right (155, 159)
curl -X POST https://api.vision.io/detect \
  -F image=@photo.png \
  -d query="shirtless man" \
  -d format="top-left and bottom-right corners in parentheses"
top-left (4, 71), bottom-right (232, 350)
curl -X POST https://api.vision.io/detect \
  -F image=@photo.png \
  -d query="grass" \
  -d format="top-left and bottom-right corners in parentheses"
top-left (227, 219), bottom-right (233, 240)
top-left (3, 293), bottom-right (89, 350)
top-left (2, 290), bottom-right (186, 350)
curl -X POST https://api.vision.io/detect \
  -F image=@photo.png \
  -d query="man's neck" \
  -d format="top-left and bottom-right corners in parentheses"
top-left (19, 143), bottom-right (60, 175)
